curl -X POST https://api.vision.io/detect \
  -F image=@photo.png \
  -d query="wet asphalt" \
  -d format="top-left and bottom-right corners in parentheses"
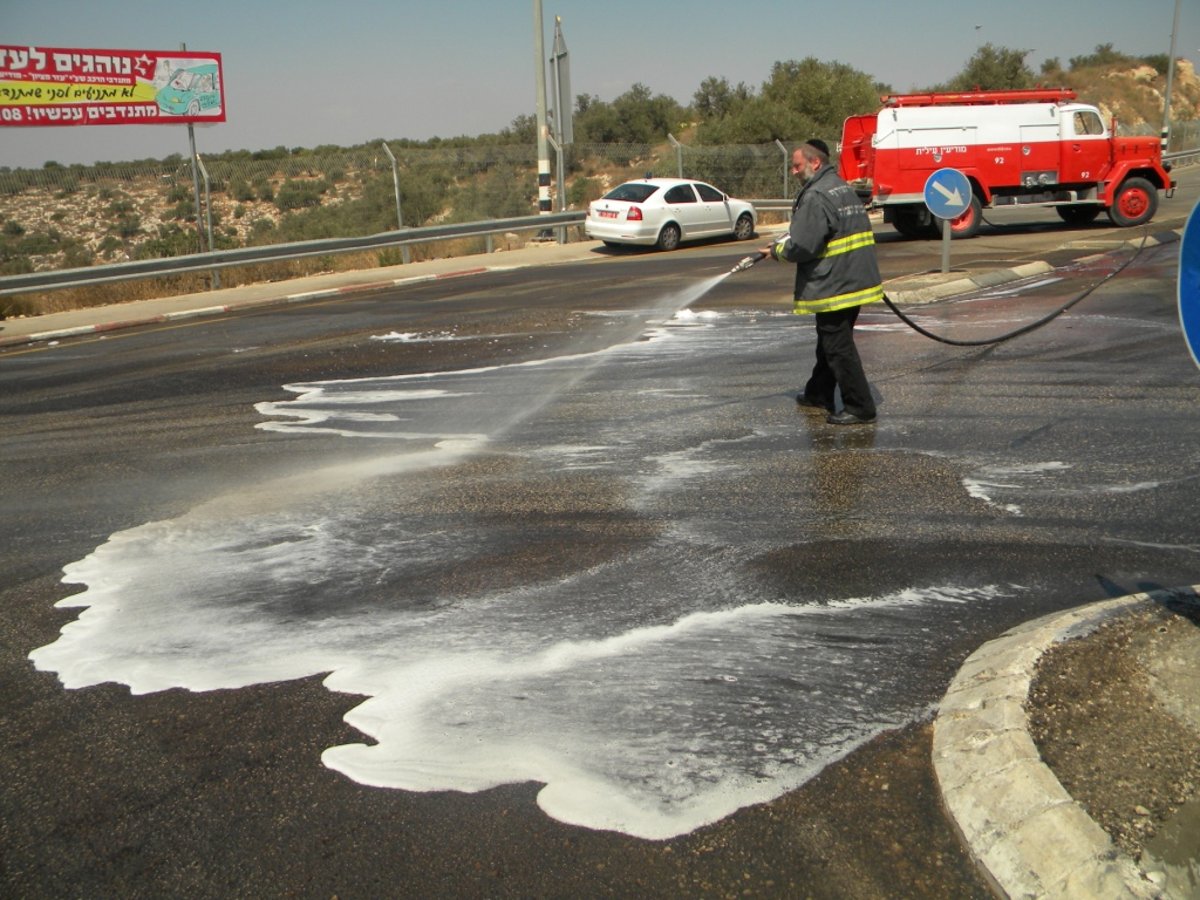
top-left (2, 177), bottom-right (1198, 897)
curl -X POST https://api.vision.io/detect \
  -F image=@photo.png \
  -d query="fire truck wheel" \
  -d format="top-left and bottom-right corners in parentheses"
top-left (1108, 177), bottom-right (1158, 227)
top-left (948, 194), bottom-right (983, 239)
top-left (656, 222), bottom-right (682, 251)
top-left (892, 207), bottom-right (926, 238)
top-left (1056, 205), bottom-right (1102, 226)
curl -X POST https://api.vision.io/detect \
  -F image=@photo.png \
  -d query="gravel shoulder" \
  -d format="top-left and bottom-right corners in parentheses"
top-left (1026, 598), bottom-right (1200, 880)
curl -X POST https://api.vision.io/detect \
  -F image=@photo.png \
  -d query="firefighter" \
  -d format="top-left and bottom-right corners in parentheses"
top-left (762, 139), bottom-right (883, 425)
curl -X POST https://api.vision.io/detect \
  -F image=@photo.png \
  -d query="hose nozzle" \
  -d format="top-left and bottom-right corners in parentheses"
top-left (728, 251), bottom-right (767, 275)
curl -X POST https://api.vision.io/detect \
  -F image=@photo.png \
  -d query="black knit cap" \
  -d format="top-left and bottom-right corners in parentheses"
top-left (804, 138), bottom-right (830, 157)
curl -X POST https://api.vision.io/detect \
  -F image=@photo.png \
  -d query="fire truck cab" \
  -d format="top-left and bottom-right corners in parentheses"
top-left (838, 88), bottom-right (1175, 238)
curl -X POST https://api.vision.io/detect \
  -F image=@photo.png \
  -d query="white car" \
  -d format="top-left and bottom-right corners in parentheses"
top-left (585, 178), bottom-right (757, 251)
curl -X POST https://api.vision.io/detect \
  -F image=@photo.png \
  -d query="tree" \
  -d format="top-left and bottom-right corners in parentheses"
top-left (693, 76), bottom-right (751, 121)
top-left (696, 58), bottom-right (883, 144)
top-left (942, 44), bottom-right (1035, 91)
top-left (1069, 43), bottom-right (1133, 71)
top-left (573, 83), bottom-right (684, 144)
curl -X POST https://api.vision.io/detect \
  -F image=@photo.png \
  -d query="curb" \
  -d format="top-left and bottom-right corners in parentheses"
top-left (885, 229), bottom-right (1182, 306)
top-left (933, 585), bottom-right (1200, 899)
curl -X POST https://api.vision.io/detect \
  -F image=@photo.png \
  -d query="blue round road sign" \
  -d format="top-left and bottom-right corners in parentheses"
top-left (1180, 199), bottom-right (1200, 371)
top-left (924, 168), bottom-right (972, 220)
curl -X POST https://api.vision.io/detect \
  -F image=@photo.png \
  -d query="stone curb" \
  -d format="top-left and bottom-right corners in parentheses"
top-left (933, 586), bottom-right (1200, 899)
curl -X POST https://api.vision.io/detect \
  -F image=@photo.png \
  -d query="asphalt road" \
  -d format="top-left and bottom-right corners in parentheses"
top-left (2, 179), bottom-right (1199, 897)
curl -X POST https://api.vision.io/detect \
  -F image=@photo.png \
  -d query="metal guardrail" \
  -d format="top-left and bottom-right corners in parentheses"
top-left (0, 211), bottom-right (587, 298)
top-left (1165, 148), bottom-right (1200, 168)
top-left (1, 158), bottom-right (1195, 298)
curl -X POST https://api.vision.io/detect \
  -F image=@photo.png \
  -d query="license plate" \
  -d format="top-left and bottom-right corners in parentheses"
top-left (598, 209), bottom-right (618, 218)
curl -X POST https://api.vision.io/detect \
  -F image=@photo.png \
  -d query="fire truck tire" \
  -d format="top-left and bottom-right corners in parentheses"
top-left (947, 195), bottom-right (983, 239)
top-left (1056, 205), bottom-right (1102, 225)
top-left (1107, 177), bottom-right (1158, 227)
top-left (892, 207), bottom-right (926, 238)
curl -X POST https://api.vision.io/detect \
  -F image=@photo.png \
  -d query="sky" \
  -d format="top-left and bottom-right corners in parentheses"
top-left (3, 0), bottom-right (1197, 170)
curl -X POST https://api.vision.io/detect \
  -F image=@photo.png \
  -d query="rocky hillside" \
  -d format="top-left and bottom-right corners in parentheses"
top-left (1050, 58), bottom-right (1200, 136)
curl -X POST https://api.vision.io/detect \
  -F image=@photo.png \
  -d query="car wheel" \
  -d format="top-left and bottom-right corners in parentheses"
top-left (1056, 205), bottom-right (1101, 226)
top-left (187, 99), bottom-right (200, 116)
top-left (1107, 177), bottom-right (1157, 227)
top-left (734, 213), bottom-right (755, 241)
top-left (656, 222), bottom-right (681, 251)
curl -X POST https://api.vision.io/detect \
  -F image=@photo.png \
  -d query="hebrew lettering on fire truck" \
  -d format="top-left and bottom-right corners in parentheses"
top-left (838, 88), bottom-right (1176, 239)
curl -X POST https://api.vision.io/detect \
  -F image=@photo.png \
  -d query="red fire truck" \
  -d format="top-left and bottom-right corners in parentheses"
top-left (838, 88), bottom-right (1175, 238)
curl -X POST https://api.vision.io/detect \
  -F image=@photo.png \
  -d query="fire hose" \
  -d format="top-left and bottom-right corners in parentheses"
top-left (727, 230), bottom-right (1152, 347)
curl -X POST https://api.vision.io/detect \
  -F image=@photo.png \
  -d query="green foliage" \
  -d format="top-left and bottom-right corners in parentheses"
top-left (166, 183), bottom-right (192, 203)
top-left (574, 83), bottom-right (685, 143)
top-left (105, 199), bottom-right (136, 217)
top-left (109, 215), bottom-right (142, 239)
top-left (940, 44), bottom-right (1035, 91)
top-left (567, 177), bottom-right (603, 208)
top-left (1140, 54), bottom-right (1170, 77)
top-left (695, 58), bottom-right (881, 145)
top-left (62, 244), bottom-right (94, 268)
top-left (254, 177), bottom-right (275, 202)
top-left (693, 77), bottom-right (752, 120)
top-left (275, 178), bottom-right (329, 211)
top-left (1069, 43), bottom-right (1133, 70)
top-left (135, 224), bottom-right (203, 259)
top-left (230, 178), bottom-right (255, 202)
top-left (450, 165), bottom-right (533, 221)
top-left (4, 220), bottom-right (24, 236)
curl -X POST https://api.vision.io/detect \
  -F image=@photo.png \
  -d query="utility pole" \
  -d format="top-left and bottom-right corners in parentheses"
top-left (533, 0), bottom-right (552, 227)
top-left (1161, 0), bottom-right (1182, 151)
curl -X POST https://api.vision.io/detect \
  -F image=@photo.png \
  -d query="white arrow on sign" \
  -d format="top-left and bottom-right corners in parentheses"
top-left (932, 179), bottom-right (963, 206)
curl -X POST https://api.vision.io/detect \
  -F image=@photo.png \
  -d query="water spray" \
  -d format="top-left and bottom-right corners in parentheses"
top-left (728, 251), bottom-right (767, 276)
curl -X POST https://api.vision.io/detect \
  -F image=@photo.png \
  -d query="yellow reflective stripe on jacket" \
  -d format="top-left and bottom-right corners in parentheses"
top-left (793, 283), bottom-right (884, 315)
top-left (821, 230), bottom-right (875, 258)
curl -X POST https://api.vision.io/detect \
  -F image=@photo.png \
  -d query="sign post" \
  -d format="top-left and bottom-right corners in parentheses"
top-left (924, 168), bottom-right (972, 274)
top-left (1179, 200), bottom-right (1200, 371)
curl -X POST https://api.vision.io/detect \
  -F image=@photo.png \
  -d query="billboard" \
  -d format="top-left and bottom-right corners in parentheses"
top-left (0, 45), bottom-right (225, 127)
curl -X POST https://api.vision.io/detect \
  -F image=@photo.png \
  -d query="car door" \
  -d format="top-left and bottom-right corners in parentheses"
top-left (693, 182), bottom-right (732, 235)
top-left (662, 183), bottom-right (703, 238)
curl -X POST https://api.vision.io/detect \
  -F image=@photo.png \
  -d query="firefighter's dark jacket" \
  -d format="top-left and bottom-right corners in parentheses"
top-left (770, 165), bottom-right (884, 315)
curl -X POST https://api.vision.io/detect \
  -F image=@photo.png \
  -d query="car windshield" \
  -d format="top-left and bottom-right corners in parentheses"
top-left (169, 71), bottom-right (195, 90)
top-left (604, 183), bottom-right (659, 203)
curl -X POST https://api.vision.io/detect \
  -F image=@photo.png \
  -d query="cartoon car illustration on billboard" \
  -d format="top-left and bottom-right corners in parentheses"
top-left (155, 64), bottom-right (221, 116)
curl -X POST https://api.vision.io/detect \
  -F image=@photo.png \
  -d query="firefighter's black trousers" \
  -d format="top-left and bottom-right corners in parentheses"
top-left (803, 305), bottom-right (876, 418)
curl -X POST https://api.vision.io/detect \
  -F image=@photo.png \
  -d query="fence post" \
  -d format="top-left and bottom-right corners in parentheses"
top-left (547, 132), bottom-right (567, 244)
top-left (667, 134), bottom-right (684, 178)
top-left (381, 142), bottom-right (410, 264)
top-left (194, 154), bottom-right (219, 290)
top-left (775, 139), bottom-right (789, 199)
